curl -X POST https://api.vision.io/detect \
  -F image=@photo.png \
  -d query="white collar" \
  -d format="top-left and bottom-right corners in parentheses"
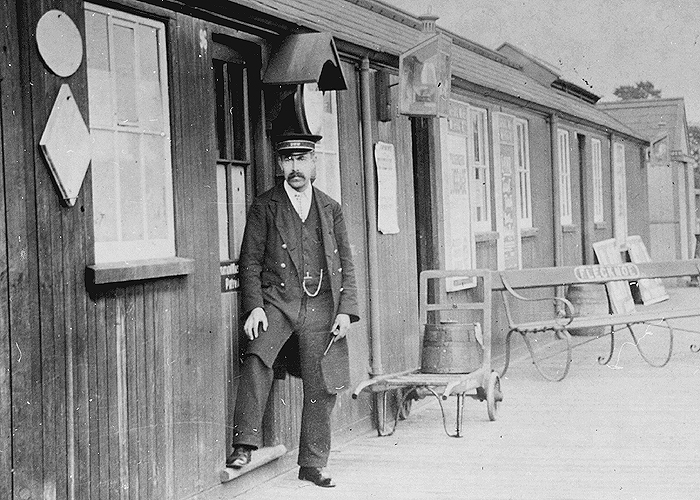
top-left (283, 181), bottom-right (312, 200)
top-left (283, 181), bottom-right (313, 221)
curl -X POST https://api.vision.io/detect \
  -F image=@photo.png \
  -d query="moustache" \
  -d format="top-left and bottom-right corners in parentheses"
top-left (287, 171), bottom-right (305, 180)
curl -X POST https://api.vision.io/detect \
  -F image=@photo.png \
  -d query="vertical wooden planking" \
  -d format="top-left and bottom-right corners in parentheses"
top-left (153, 284), bottom-right (175, 499)
top-left (116, 289), bottom-right (130, 500)
top-left (336, 59), bottom-right (371, 395)
top-left (125, 286), bottom-right (140, 500)
top-left (10, 2), bottom-right (46, 498)
top-left (169, 11), bottom-right (195, 497)
top-left (528, 115), bottom-right (555, 267)
top-left (18, 2), bottom-right (93, 499)
top-left (335, 59), bottom-right (374, 428)
top-left (163, 289), bottom-right (175, 499)
top-left (0, 0), bottom-right (19, 496)
top-left (67, 167), bottom-right (90, 500)
top-left (170, 13), bottom-right (212, 496)
top-left (223, 294), bottom-right (240, 454)
top-left (194, 20), bottom-right (221, 488)
top-left (105, 290), bottom-right (122, 499)
top-left (133, 285), bottom-right (148, 500)
top-left (375, 75), bottom-right (420, 373)
top-left (144, 282), bottom-right (156, 500)
top-left (87, 294), bottom-right (100, 500)
top-left (168, 15), bottom-right (222, 492)
top-left (94, 293), bottom-right (111, 500)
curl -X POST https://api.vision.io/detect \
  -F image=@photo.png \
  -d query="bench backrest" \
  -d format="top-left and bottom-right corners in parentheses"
top-left (492, 259), bottom-right (700, 291)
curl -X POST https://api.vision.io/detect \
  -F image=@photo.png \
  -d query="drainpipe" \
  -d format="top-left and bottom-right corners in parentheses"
top-left (360, 56), bottom-right (384, 376)
top-left (550, 113), bottom-right (562, 267)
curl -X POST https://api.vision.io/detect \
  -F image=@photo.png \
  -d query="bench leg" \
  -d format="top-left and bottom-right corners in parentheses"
top-left (598, 325), bottom-right (616, 366)
top-left (499, 328), bottom-right (518, 378)
top-left (521, 328), bottom-right (573, 382)
top-left (627, 321), bottom-right (674, 368)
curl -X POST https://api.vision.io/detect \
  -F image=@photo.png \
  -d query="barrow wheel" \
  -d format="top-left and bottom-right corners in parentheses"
top-left (486, 371), bottom-right (502, 421)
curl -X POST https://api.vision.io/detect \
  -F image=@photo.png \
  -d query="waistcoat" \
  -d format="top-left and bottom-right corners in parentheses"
top-left (296, 196), bottom-right (330, 295)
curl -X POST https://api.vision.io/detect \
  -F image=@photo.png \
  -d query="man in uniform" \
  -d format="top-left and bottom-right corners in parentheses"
top-left (226, 133), bottom-right (359, 488)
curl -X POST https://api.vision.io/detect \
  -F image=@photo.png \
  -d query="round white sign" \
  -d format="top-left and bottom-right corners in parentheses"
top-left (36, 10), bottom-right (83, 78)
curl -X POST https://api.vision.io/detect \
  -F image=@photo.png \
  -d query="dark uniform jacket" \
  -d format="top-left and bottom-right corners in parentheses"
top-left (239, 182), bottom-right (359, 369)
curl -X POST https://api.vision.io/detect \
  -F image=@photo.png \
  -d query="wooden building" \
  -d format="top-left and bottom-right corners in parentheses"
top-left (0, 1), bottom-right (648, 499)
top-left (598, 98), bottom-right (698, 261)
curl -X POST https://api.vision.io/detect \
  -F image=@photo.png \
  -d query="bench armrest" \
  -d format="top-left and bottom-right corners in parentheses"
top-left (501, 274), bottom-right (574, 327)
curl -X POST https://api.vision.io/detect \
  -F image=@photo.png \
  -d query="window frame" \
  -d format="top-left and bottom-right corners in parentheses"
top-left (591, 138), bottom-right (604, 224)
top-left (612, 141), bottom-right (628, 247)
top-left (468, 106), bottom-right (492, 232)
top-left (557, 128), bottom-right (573, 225)
top-left (213, 48), bottom-right (254, 263)
top-left (85, 2), bottom-right (176, 264)
top-left (515, 118), bottom-right (532, 229)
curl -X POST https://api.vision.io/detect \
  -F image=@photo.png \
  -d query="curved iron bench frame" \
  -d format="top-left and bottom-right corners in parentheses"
top-left (495, 260), bottom-right (700, 381)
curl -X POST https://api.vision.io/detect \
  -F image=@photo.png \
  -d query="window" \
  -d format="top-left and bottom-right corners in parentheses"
top-left (515, 119), bottom-right (532, 229)
top-left (591, 138), bottom-right (604, 224)
top-left (85, 4), bottom-right (175, 263)
top-left (214, 48), bottom-right (252, 262)
top-left (557, 129), bottom-right (572, 225)
top-left (469, 107), bottom-right (491, 231)
top-left (612, 142), bottom-right (628, 246)
top-left (652, 137), bottom-right (668, 162)
top-left (303, 83), bottom-right (341, 203)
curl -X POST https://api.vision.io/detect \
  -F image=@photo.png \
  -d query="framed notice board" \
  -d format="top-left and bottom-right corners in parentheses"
top-left (626, 235), bottom-right (669, 305)
top-left (438, 105), bottom-right (476, 292)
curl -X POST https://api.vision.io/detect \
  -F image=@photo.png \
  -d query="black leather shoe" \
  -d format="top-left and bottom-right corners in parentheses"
top-left (298, 467), bottom-right (335, 488)
top-left (226, 446), bottom-right (252, 469)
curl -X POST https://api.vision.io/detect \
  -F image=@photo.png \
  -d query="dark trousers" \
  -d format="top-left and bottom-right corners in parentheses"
top-left (233, 293), bottom-right (337, 468)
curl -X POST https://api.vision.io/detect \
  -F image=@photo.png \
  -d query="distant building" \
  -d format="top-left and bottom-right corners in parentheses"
top-left (598, 98), bottom-right (697, 260)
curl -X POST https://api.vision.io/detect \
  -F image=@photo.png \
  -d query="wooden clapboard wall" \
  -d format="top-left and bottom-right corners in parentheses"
top-left (5, 3), bottom-right (224, 499)
top-left (13, 3), bottom-right (92, 499)
top-left (1, 0), bottom-right (22, 497)
top-left (373, 72), bottom-right (421, 374)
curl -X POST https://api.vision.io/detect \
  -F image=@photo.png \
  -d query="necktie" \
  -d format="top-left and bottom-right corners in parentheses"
top-left (294, 193), bottom-right (305, 221)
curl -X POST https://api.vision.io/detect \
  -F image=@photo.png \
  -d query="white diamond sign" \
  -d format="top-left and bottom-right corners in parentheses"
top-left (40, 84), bottom-right (91, 206)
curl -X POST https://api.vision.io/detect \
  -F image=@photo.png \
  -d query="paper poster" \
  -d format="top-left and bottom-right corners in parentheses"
top-left (439, 107), bottom-right (476, 291)
top-left (374, 142), bottom-right (400, 234)
top-left (496, 114), bottom-right (520, 270)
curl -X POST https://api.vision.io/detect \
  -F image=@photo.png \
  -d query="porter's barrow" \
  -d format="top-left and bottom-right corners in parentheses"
top-left (353, 269), bottom-right (502, 437)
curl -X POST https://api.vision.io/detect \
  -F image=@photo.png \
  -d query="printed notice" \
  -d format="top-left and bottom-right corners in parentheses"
top-left (375, 142), bottom-right (400, 234)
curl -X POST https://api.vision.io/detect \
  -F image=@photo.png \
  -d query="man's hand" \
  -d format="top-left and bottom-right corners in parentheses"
top-left (244, 307), bottom-right (268, 340)
top-left (330, 313), bottom-right (351, 340)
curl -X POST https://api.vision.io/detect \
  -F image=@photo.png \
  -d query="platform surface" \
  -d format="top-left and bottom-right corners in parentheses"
top-left (227, 286), bottom-right (700, 499)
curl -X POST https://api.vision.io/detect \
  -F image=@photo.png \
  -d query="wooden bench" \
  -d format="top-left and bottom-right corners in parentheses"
top-left (493, 259), bottom-right (700, 381)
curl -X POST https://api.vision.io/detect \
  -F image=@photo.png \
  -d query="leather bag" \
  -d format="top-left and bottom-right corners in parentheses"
top-left (320, 335), bottom-right (350, 394)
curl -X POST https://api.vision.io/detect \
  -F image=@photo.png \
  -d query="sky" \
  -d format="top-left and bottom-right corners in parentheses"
top-left (382, 0), bottom-right (700, 124)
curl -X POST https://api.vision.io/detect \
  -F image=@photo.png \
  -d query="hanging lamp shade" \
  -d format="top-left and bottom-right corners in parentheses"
top-left (263, 32), bottom-right (347, 91)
